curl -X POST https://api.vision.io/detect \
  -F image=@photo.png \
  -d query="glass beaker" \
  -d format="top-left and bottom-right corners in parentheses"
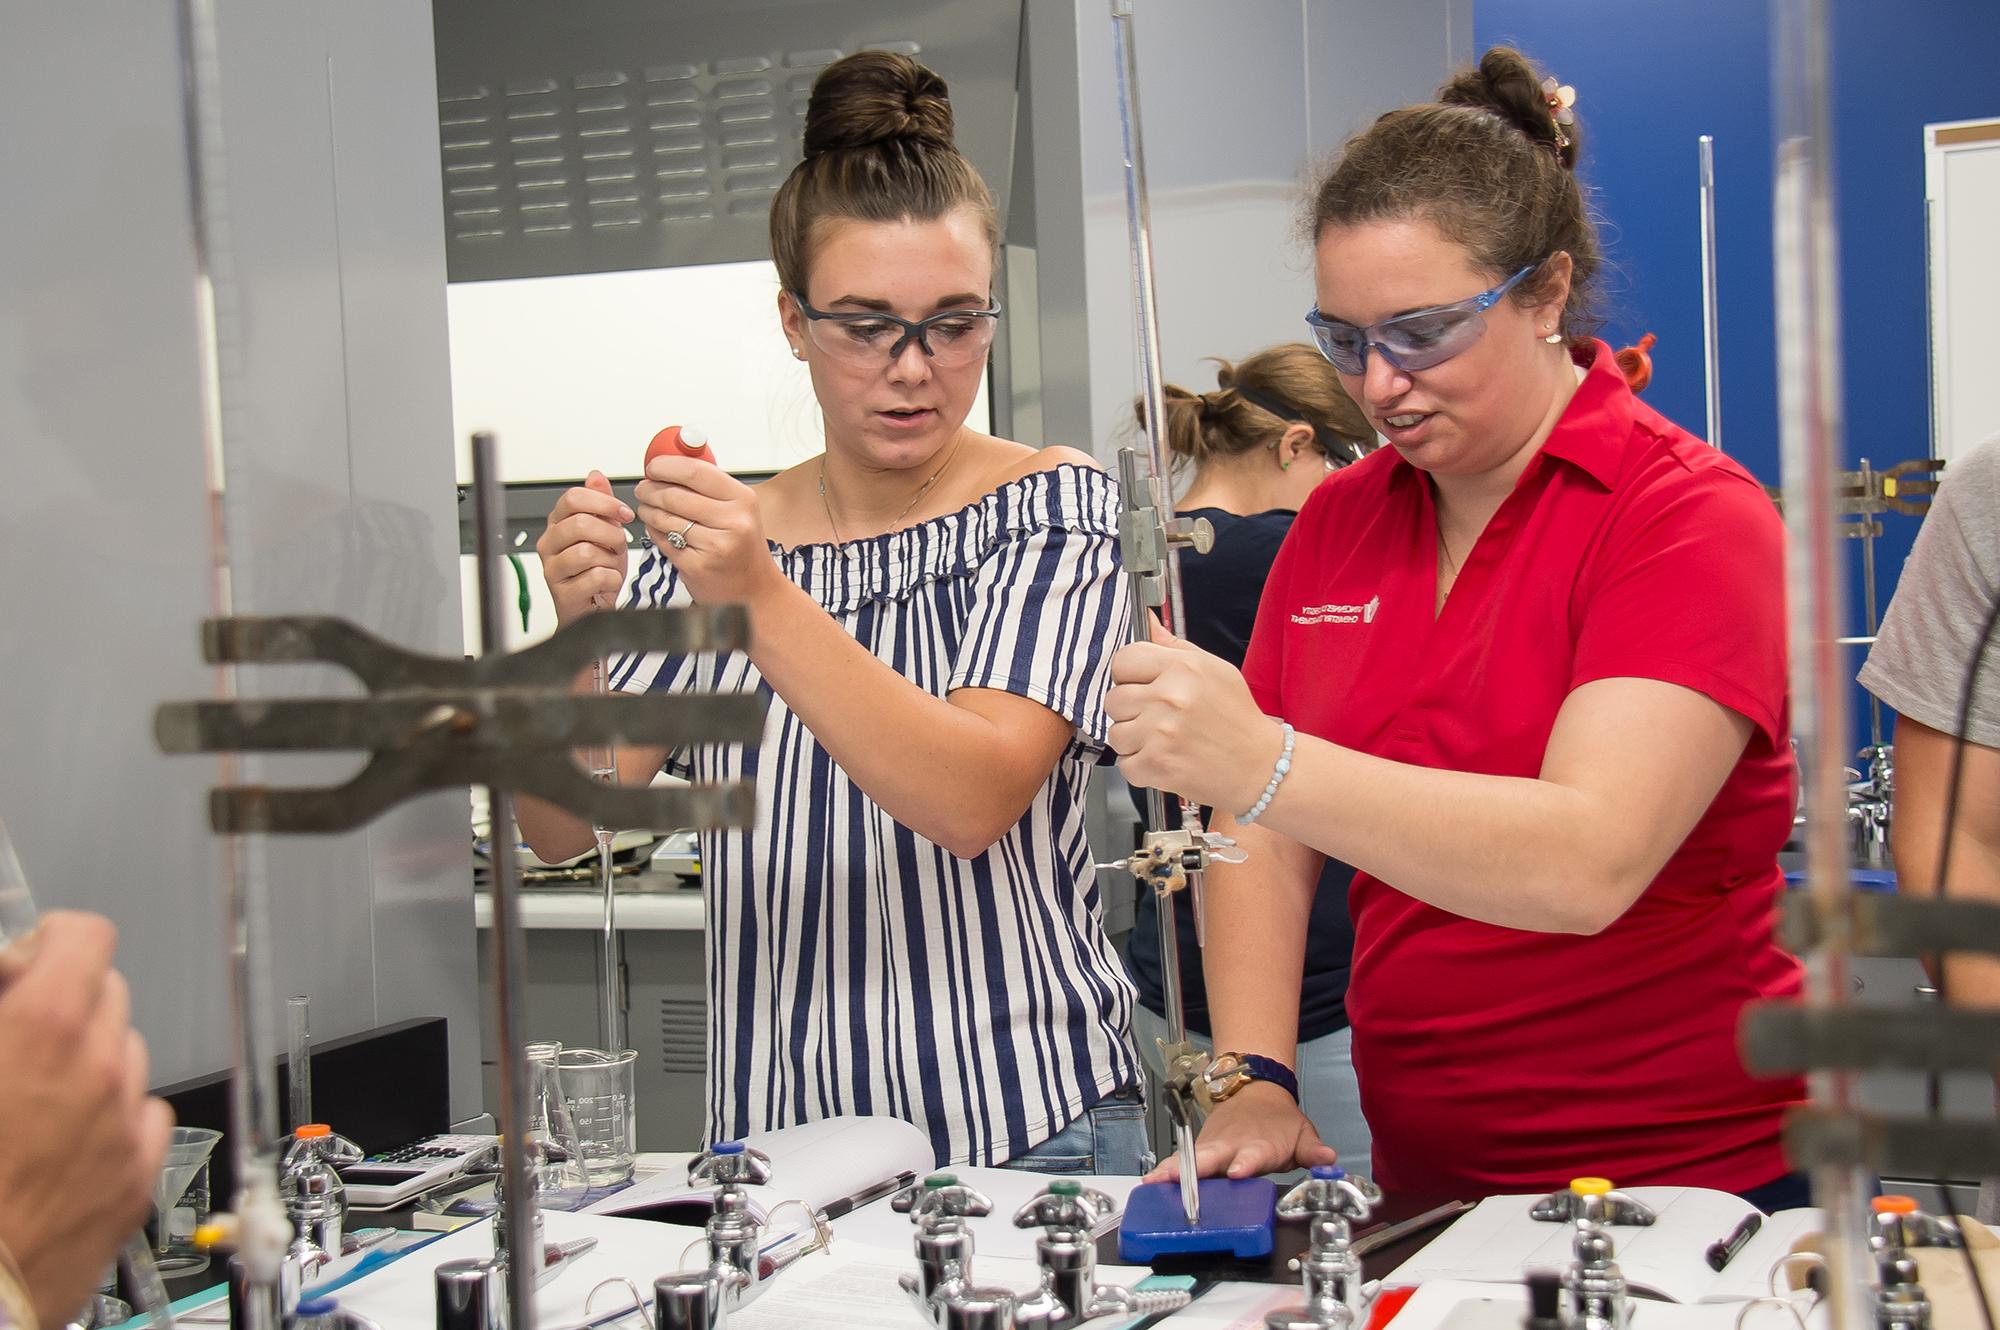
top-left (557, 1047), bottom-right (638, 1185)
top-left (524, 1041), bottom-right (590, 1208)
top-left (153, 1127), bottom-right (223, 1273)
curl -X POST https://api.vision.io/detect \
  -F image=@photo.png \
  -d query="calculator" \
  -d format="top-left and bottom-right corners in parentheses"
top-left (337, 1133), bottom-right (498, 1208)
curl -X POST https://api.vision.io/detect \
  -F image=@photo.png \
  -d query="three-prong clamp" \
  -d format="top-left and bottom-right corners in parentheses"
top-left (1012, 1181), bottom-right (1190, 1328)
top-left (1263, 1166), bottom-right (1380, 1330)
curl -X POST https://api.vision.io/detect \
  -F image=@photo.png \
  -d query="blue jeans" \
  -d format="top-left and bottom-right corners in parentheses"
top-left (1131, 1005), bottom-right (1373, 1172)
top-left (999, 1085), bottom-right (1154, 1175)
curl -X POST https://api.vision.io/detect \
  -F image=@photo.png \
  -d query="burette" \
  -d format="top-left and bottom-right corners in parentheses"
top-left (588, 596), bottom-right (622, 1054)
top-left (169, 0), bottom-right (291, 1324)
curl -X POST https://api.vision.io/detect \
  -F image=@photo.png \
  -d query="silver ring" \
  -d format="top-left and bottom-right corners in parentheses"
top-left (664, 519), bottom-right (695, 551)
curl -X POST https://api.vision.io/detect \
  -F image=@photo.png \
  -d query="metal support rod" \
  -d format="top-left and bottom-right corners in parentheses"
top-left (1770, 0), bottom-right (1869, 1322)
top-left (1109, 0), bottom-right (1204, 1225)
top-left (170, 0), bottom-right (285, 1320)
top-left (474, 432), bottom-right (539, 1330)
top-left (1857, 460), bottom-right (1885, 751)
top-left (1109, 3), bottom-right (1187, 643)
top-left (1698, 136), bottom-right (1724, 451)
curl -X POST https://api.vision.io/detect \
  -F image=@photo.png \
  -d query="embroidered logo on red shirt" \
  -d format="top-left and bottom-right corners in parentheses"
top-left (1293, 595), bottom-right (1380, 626)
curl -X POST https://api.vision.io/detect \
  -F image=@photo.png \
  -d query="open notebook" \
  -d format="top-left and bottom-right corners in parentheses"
top-left (1386, 1187), bottom-right (1825, 1304)
top-left (583, 1116), bottom-right (936, 1226)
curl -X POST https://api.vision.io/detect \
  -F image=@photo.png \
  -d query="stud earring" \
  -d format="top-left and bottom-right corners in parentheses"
top-left (1542, 328), bottom-right (1563, 344)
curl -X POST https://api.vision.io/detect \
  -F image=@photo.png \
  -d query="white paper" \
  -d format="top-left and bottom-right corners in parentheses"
top-left (1388, 1188), bottom-right (1825, 1304)
top-left (1144, 1281), bottom-right (1300, 1328)
top-left (584, 1115), bottom-right (934, 1224)
top-left (828, 1167), bottom-right (1145, 1262)
top-left (333, 1212), bottom-right (696, 1330)
top-left (727, 1240), bottom-right (1150, 1330)
top-left (1383, 1278), bottom-right (1826, 1330)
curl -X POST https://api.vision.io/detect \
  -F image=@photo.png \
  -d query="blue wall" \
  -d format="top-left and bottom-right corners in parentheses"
top-left (1475, 0), bottom-right (2000, 752)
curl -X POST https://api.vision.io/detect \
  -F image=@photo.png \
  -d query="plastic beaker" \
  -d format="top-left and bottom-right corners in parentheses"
top-left (557, 1047), bottom-right (637, 1185)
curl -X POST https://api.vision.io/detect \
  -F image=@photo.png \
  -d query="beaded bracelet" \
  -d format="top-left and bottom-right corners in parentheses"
top-left (1236, 721), bottom-right (1295, 826)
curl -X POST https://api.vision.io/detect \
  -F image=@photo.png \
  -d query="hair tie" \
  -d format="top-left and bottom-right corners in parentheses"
top-left (1197, 392), bottom-right (1219, 424)
top-left (1232, 382), bottom-right (1361, 468)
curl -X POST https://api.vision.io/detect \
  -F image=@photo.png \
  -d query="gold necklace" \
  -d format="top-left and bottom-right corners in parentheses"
top-left (818, 433), bottom-right (967, 548)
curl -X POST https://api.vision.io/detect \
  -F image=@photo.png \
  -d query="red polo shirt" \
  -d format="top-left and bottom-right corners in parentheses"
top-left (1242, 342), bottom-right (1805, 1195)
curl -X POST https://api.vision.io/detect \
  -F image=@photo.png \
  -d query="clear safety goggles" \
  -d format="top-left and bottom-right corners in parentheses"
top-left (1305, 265), bottom-right (1535, 375)
top-left (793, 294), bottom-right (1002, 370)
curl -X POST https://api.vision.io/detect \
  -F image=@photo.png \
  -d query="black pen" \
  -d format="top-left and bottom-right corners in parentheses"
top-left (818, 1169), bottom-right (921, 1222)
top-left (1705, 1212), bottom-right (1762, 1271)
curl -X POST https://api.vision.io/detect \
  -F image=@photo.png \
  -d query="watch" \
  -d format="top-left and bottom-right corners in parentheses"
top-left (1204, 1051), bottom-right (1300, 1105)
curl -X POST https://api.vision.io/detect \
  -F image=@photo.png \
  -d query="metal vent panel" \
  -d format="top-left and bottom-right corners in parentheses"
top-left (433, 0), bottom-right (1022, 281)
top-left (659, 995), bottom-right (705, 1074)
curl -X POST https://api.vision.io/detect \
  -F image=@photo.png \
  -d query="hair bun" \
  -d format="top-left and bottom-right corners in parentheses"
top-left (1439, 46), bottom-right (1579, 170)
top-left (802, 50), bottom-right (956, 158)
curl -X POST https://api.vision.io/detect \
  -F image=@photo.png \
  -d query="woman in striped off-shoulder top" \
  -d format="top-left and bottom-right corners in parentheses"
top-left (521, 51), bottom-right (1144, 1171)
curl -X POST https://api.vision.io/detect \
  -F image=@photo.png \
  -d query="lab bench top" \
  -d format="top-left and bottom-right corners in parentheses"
top-left (472, 882), bottom-right (703, 931)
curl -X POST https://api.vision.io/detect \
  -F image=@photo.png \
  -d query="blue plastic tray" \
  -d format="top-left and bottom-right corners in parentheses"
top-left (1118, 1176), bottom-right (1279, 1261)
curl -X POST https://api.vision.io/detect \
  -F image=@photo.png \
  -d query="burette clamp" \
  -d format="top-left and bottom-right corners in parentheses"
top-left (1098, 827), bottom-right (1245, 897)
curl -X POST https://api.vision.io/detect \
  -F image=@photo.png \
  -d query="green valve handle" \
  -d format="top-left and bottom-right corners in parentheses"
top-left (506, 553), bottom-right (532, 633)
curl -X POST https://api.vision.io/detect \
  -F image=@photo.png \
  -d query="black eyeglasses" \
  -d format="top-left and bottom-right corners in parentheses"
top-left (792, 293), bottom-right (1003, 368)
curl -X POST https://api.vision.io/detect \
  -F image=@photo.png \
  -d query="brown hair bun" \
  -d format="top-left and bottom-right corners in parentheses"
top-left (803, 49), bottom-right (956, 157)
top-left (1439, 47), bottom-right (1580, 171)
top-left (770, 50), bottom-right (998, 297)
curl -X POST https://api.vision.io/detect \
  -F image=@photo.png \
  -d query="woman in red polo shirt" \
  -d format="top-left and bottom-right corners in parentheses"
top-left (1107, 48), bottom-right (1807, 1206)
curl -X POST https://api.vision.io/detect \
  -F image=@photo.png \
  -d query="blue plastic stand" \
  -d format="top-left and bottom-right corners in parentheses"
top-left (1118, 1176), bottom-right (1279, 1261)
top-left (1783, 869), bottom-right (1897, 893)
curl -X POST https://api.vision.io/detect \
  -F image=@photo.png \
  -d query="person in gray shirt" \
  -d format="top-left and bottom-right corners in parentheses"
top-left (1859, 431), bottom-right (2000, 1221)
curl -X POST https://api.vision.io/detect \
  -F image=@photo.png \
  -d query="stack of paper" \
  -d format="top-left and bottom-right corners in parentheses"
top-left (1386, 1188), bottom-right (1824, 1304)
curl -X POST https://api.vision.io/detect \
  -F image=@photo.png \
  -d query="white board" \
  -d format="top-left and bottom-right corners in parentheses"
top-left (1927, 116), bottom-right (2000, 463)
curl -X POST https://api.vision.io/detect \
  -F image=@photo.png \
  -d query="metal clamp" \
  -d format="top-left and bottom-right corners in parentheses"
top-left (1530, 1184), bottom-right (1657, 1227)
top-left (279, 1131), bottom-right (360, 1274)
top-left (154, 610), bottom-right (761, 833)
top-left (652, 1143), bottom-right (777, 1330)
top-left (1102, 820), bottom-right (1252, 1221)
top-left (1775, 892), bottom-right (2000, 962)
top-left (1563, 1222), bottom-right (1633, 1330)
top-left (1013, 1182), bottom-right (1190, 1329)
top-left (1115, 449), bottom-right (1213, 612)
top-left (434, 1259), bottom-right (508, 1330)
top-left (1835, 457), bottom-right (1946, 520)
top-left (891, 1176), bottom-right (1065, 1329)
top-left (1263, 1167), bottom-right (1380, 1330)
top-left (1873, 1251), bottom-right (1932, 1330)
top-left (1100, 826), bottom-right (1246, 899)
top-left (894, 1176), bottom-right (992, 1313)
top-left (1871, 1207), bottom-right (1962, 1253)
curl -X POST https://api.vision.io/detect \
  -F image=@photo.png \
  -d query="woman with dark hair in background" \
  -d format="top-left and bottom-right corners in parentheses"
top-left (1124, 344), bottom-right (1377, 1169)
top-left (1108, 48), bottom-right (1808, 1202)
top-left (525, 50), bottom-right (1144, 1173)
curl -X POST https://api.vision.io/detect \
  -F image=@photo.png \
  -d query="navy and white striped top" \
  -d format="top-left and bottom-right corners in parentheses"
top-left (612, 463), bottom-right (1140, 1166)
